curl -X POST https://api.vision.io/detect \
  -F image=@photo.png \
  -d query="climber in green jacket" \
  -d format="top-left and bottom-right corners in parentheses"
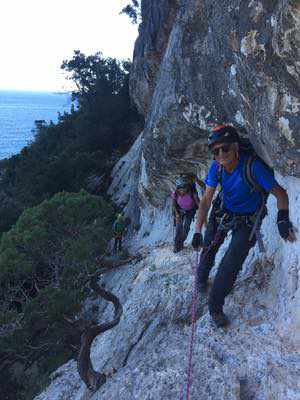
top-left (113, 213), bottom-right (127, 252)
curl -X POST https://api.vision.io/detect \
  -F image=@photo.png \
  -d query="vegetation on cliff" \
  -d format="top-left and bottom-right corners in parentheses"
top-left (0, 50), bottom-right (143, 399)
top-left (0, 51), bottom-right (143, 234)
top-left (0, 191), bottom-right (114, 399)
top-left (121, 0), bottom-right (141, 24)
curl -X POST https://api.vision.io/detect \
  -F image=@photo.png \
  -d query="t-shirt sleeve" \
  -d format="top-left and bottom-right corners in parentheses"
top-left (204, 161), bottom-right (219, 188)
top-left (251, 159), bottom-right (278, 192)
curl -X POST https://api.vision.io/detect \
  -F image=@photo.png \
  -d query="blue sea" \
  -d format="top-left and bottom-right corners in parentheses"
top-left (0, 90), bottom-right (72, 160)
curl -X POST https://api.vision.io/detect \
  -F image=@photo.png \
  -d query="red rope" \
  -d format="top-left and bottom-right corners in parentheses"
top-left (185, 252), bottom-right (200, 399)
top-left (178, 384), bottom-right (183, 400)
top-left (179, 231), bottom-right (224, 399)
top-left (179, 251), bottom-right (200, 400)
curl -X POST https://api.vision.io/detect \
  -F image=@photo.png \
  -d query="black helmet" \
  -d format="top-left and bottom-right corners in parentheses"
top-left (175, 176), bottom-right (189, 189)
top-left (208, 125), bottom-right (240, 148)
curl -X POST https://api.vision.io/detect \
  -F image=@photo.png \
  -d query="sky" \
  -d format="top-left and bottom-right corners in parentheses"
top-left (0, 0), bottom-right (138, 92)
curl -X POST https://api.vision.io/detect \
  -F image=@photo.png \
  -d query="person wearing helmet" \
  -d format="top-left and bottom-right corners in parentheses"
top-left (113, 213), bottom-right (127, 253)
top-left (180, 173), bottom-right (206, 196)
top-left (172, 176), bottom-right (200, 253)
top-left (192, 124), bottom-right (296, 328)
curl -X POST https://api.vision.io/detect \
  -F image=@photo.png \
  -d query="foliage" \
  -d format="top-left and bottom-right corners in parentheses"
top-left (120, 0), bottom-right (141, 24)
top-left (0, 50), bottom-right (143, 399)
top-left (0, 51), bottom-right (143, 234)
top-left (0, 190), bottom-right (114, 400)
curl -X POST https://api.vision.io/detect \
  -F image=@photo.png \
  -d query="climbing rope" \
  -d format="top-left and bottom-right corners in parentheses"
top-left (179, 231), bottom-right (224, 399)
top-left (179, 213), bottom-right (262, 398)
top-left (179, 251), bottom-right (200, 400)
top-left (185, 251), bottom-right (200, 399)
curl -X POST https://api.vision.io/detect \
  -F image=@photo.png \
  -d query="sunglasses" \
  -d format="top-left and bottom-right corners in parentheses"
top-left (212, 144), bottom-right (232, 156)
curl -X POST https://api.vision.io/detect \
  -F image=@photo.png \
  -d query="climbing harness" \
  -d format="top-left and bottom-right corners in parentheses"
top-left (212, 198), bottom-right (266, 254)
top-left (215, 150), bottom-right (273, 253)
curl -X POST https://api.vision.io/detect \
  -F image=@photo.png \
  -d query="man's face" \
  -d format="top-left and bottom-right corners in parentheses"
top-left (211, 142), bottom-right (237, 166)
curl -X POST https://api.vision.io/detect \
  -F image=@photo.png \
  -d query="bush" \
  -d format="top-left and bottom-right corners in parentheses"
top-left (0, 190), bottom-right (114, 400)
top-left (0, 51), bottom-right (143, 234)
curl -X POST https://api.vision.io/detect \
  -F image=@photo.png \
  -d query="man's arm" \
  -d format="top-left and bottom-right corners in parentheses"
top-left (195, 186), bottom-right (216, 233)
top-left (270, 185), bottom-right (296, 242)
top-left (270, 185), bottom-right (288, 209)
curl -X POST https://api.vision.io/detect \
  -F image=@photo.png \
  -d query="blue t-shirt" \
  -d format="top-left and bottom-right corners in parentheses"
top-left (205, 153), bottom-right (278, 214)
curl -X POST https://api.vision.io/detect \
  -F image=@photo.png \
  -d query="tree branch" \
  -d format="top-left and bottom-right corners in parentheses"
top-left (77, 276), bottom-right (123, 391)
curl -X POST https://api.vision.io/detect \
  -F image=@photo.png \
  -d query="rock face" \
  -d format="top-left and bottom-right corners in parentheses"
top-left (130, 0), bottom-right (180, 116)
top-left (34, 182), bottom-right (300, 399)
top-left (34, 2), bottom-right (300, 400)
top-left (131, 0), bottom-right (300, 207)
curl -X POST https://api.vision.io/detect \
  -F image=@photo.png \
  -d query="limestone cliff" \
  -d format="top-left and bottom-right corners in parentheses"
top-left (131, 0), bottom-right (300, 208)
top-left (34, 2), bottom-right (300, 399)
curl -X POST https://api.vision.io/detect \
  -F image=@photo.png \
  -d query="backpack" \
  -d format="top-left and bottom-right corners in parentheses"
top-left (215, 138), bottom-right (275, 252)
top-left (216, 138), bottom-right (275, 200)
top-left (239, 138), bottom-right (275, 196)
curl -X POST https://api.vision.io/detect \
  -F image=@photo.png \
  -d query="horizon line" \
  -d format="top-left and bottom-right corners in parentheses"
top-left (0, 88), bottom-right (74, 93)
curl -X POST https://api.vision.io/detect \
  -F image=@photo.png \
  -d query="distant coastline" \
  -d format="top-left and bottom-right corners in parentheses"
top-left (0, 90), bottom-right (72, 160)
top-left (53, 91), bottom-right (72, 95)
top-left (0, 89), bottom-right (72, 95)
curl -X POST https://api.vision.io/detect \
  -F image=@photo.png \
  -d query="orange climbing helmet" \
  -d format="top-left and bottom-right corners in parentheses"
top-left (208, 125), bottom-right (240, 148)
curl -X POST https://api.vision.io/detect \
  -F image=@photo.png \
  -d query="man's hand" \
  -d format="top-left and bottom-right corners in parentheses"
top-left (192, 233), bottom-right (203, 250)
top-left (277, 210), bottom-right (296, 242)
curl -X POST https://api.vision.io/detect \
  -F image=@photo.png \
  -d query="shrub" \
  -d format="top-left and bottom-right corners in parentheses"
top-left (0, 190), bottom-right (114, 400)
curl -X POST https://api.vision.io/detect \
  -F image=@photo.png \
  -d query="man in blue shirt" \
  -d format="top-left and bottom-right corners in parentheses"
top-left (192, 125), bottom-right (296, 328)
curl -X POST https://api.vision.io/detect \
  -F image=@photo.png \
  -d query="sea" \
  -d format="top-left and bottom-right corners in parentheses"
top-left (0, 90), bottom-right (72, 160)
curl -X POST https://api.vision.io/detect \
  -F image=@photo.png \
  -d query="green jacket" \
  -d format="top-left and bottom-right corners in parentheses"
top-left (113, 217), bottom-right (126, 234)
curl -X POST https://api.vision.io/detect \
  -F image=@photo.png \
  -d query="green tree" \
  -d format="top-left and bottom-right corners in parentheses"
top-left (0, 190), bottom-right (114, 400)
top-left (121, 0), bottom-right (141, 24)
top-left (0, 51), bottom-right (143, 233)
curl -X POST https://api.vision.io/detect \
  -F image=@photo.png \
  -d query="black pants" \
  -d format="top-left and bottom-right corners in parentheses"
top-left (174, 209), bottom-right (196, 251)
top-left (114, 236), bottom-right (122, 252)
top-left (197, 211), bottom-right (257, 315)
